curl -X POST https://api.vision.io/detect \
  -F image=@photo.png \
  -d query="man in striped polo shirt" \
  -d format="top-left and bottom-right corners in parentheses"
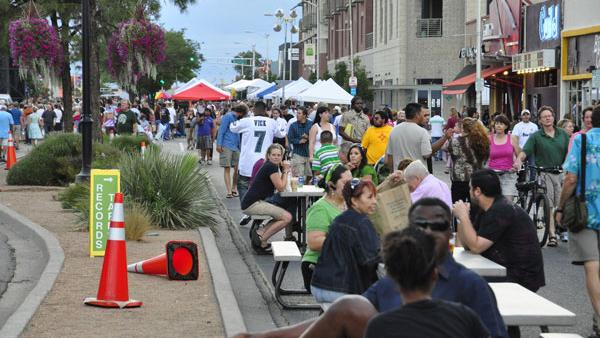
top-left (312, 130), bottom-right (341, 176)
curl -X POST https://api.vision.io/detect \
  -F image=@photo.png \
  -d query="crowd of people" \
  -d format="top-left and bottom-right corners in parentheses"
top-left (218, 97), bottom-right (600, 338)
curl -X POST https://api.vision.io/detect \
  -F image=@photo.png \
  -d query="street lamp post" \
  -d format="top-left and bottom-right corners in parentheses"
top-left (267, 9), bottom-right (298, 103)
top-left (348, 0), bottom-right (354, 78)
top-left (476, 0), bottom-right (482, 118)
top-left (76, 0), bottom-right (92, 182)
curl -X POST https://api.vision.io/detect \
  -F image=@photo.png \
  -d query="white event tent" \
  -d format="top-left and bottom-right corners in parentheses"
top-left (224, 79), bottom-right (251, 91)
top-left (264, 77), bottom-right (312, 100)
top-left (295, 78), bottom-right (354, 105)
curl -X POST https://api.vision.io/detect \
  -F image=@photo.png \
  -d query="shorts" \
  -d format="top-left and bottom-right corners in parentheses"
top-left (497, 171), bottom-right (517, 197)
top-left (14, 125), bottom-right (21, 136)
top-left (243, 200), bottom-right (289, 220)
top-left (196, 135), bottom-right (212, 150)
top-left (291, 154), bottom-right (311, 177)
top-left (541, 172), bottom-right (563, 208)
top-left (569, 228), bottom-right (600, 265)
top-left (219, 148), bottom-right (240, 167)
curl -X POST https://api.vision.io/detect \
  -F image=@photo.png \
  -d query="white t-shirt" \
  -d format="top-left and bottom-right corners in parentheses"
top-left (385, 121), bottom-right (432, 169)
top-left (167, 107), bottom-right (176, 124)
top-left (131, 107), bottom-right (141, 119)
top-left (230, 116), bottom-right (287, 177)
top-left (512, 121), bottom-right (539, 148)
top-left (53, 108), bottom-right (62, 124)
top-left (429, 115), bottom-right (445, 137)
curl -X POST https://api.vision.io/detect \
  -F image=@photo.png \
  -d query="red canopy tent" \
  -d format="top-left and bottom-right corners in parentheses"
top-left (172, 81), bottom-right (231, 101)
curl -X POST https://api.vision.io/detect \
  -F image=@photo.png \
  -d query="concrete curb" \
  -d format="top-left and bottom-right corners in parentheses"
top-left (0, 203), bottom-right (65, 338)
top-left (207, 179), bottom-right (289, 328)
top-left (199, 227), bottom-right (247, 337)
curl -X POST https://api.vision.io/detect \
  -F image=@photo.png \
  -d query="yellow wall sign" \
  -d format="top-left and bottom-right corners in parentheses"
top-left (89, 169), bottom-right (121, 257)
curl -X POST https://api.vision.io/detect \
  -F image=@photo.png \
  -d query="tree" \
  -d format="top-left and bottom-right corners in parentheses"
top-left (331, 58), bottom-right (373, 103)
top-left (233, 50), bottom-right (262, 80)
top-left (137, 29), bottom-right (203, 95)
top-left (321, 69), bottom-right (332, 80)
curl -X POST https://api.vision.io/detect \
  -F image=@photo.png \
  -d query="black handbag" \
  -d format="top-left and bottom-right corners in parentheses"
top-left (563, 134), bottom-right (588, 233)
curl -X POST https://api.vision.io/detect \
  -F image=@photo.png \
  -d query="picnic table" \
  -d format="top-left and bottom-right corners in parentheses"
top-left (281, 185), bottom-right (325, 248)
top-left (453, 247), bottom-right (506, 277)
top-left (490, 282), bottom-right (576, 332)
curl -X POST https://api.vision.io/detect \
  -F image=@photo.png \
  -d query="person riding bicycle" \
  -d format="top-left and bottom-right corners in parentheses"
top-left (517, 106), bottom-right (569, 247)
top-left (488, 115), bottom-right (521, 201)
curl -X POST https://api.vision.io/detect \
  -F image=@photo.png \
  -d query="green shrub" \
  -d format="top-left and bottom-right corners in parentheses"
top-left (110, 135), bottom-right (155, 155)
top-left (125, 202), bottom-right (153, 241)
top-left (7, 133), bottom-right (123, 186)
top-left (119, 148), bottom-right (217, 229)
top-left (58, 183), bottom-right (90, 210)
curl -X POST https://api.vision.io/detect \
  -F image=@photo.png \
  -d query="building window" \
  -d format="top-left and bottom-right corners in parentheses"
top-left (417, 0), bottom-right (442, 38)
top-left (421, 0), bottom-right (442, 19)
top-left (416, 78), bottom-right (443, 85)
top-left (534, 69), bottom-right (558, 88)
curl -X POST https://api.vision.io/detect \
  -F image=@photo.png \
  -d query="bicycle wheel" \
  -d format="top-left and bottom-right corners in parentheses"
top-left (532, 195), bottom-right (550, 247)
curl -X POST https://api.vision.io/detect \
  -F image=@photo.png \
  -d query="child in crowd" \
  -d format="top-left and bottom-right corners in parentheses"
top-left (312, 130), bottom-right (341, 176)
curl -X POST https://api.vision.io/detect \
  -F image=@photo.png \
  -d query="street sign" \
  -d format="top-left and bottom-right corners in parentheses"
top-left (288, 48), bottom-right (300, 61)
top-left (232, 58), bottom-right (248, 65)
top-left (89, 169), bottom-right (121, 257)
top-left (349, 76), bottom-right (358, 87)
top-left (593, 70), bottom-right (600, 89)
top-left (350, 87), bottom-right (357, 96)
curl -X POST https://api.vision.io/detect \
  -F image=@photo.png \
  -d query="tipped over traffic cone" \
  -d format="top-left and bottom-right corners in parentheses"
top-left (5, 131), bottom-right (16, 170)
top-left (128, 241), bottom-right (199, 280)
top-left (84, 193), bottom-right (143, 308)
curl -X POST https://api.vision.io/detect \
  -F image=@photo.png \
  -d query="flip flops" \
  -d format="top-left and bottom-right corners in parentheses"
top-left (231, 191), bottom-right (239, 197)
top-left (250, 228), bottom-right (272, 255)
top-left (226, 193), bottom-right (234, 198)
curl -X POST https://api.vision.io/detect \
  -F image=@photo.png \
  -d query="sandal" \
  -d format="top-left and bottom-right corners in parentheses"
top-left (547, 236), bottom-right (558, 247)
top-left (226, 193), bottom-right (234, 198)
top-left (231, 191), bottom-right (239, 197)
top-left (254, 243), bottom-right (272, 255)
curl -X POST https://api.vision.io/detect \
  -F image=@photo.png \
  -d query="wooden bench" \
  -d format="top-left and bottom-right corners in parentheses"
top-left (539, 334), bottom-right (583, 338)
top-left (271, 241), bottom-right (320, 310)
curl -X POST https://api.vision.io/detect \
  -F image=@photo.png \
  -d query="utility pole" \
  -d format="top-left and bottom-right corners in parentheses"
top-left (265, 34), bottom-right (270, 80)
top-left (283, 20), bottom-right (288, 102)
top-left (476, 0), bottom-right (482, 117)
top-left (349, 0), bottom-right (354, 78)
top-left (251, 44), bottom-right (256, 80)
top-left (315, 0), bottom-right (320, 79)
top-left (289, 30), bottom-right (293, 81)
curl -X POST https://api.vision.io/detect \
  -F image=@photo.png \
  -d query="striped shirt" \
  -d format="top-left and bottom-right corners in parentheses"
top-left (312, 143), bottom-right (341, 173)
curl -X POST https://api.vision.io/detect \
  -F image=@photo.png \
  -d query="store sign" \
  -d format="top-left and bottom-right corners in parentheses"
top-left (288, 48), bottom-right (300, 61)
top-left (304, 43), bottom-right (315, 66)
top-left (459, 47), bottom-right (477, 59)
top-left (89, 169), bottom-right (121, 257)
top-left (512, 49), bottom-right (556, 73)
top-left (539, 3), bottom-right (560, 42)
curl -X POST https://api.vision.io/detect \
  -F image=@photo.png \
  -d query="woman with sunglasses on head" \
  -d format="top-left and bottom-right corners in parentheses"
top-left (347, 144), bottom-right (379, 185)
top-left (308, 106), bottom-right (337, 161)
top-left (242, 143), bottom-right (293, 254)
top-left (310, 178), bottom-right (380, 303)
top-left (301, 164), bottom-right (353, 291)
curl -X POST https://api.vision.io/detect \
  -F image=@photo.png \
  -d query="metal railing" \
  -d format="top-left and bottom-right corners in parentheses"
top-left (365, 32), bottom-right (373, 50)
top-left (417, 18), bottom-right (442, 38)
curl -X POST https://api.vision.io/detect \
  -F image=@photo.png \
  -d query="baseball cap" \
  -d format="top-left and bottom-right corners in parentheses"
top-left (521, 109), bottom-right (531, 116)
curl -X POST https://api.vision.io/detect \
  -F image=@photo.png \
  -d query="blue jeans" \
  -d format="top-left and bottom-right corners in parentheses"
top-left (526, 155), bottom-right (536, 180)
top-left (431, 137), bottom-right (443, 160)
top-left (237, 175), bottom-right (251, 206)
top-left (310, 285), bottom-right (347, 303)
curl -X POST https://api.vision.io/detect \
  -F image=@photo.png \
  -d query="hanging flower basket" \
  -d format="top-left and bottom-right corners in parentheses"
top-left (107, 6), bottom-right (166, 91)
top-left (8, 3), bottom-right (63, 87)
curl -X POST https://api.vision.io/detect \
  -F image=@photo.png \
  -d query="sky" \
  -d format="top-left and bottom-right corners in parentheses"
top-left (159, 0), bottom-right (300, 86)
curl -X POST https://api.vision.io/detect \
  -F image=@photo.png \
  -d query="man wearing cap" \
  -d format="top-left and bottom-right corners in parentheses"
top-left (0, 105), bottom-right (15, 162)
top-left (512, 109), bottom-right (538, 178)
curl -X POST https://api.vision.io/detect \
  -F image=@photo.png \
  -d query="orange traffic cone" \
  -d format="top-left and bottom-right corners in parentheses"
top-left (5, 131), bottom-right (16, 170)
top-left (128, 241), bottom-right (199, 280)
top-left (84, 193), bottom-right (143, 308)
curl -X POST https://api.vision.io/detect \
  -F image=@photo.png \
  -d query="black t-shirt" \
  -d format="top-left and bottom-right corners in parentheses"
top-left (241, 161), bottom-right (279, 210)
top-left (116, 110), bottom-right (137, 134)
top-left (42, 110), bottom-right (56, 125)
top-left (365, 299), bottom-right (490, 338)
top-left (473, 197), bottom-right (545, 291)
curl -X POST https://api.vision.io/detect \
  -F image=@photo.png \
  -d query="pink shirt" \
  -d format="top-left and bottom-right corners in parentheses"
top-left (488, 133), bottom-right (514, 171)
top-left (410, 174), bottom-right (452, 208)
top-left (568, 130), bottom-right (588, 154)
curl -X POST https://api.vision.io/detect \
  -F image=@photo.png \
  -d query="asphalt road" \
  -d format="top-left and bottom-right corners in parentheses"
top-left (170, 140), bottom-right (598, 336)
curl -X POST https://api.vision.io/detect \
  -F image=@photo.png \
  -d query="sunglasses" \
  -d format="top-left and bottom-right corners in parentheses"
top-left (350, 177), bottom-right (361, 191)
top-left (413, 219), bottom-right (451, 232)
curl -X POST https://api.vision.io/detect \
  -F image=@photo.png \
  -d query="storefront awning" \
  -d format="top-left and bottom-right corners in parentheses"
top-left (442, 65), bottom-right (512, 95)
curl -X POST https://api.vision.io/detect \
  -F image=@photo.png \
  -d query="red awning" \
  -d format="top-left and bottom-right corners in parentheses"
top-left (443, 65), bottom-right (512, 89)
top-left (172, 83), bottom-right (231, 101)
top-left (442, 88), bottom-right (469, 95)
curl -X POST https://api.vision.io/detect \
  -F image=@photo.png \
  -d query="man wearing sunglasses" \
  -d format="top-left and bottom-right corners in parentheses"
top-left (234, 197), bottom-right (507, 338)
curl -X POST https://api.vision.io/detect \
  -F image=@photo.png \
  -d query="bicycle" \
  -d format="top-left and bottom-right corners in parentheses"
top-left (514, 165), bottom-right (562, 247)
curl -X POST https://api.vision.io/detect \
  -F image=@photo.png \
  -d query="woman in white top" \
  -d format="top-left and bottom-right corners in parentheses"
top-left (308, 106), bottom-right (337, 160)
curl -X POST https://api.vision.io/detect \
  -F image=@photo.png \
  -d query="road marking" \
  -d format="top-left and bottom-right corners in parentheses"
top-left (179, 142), bottom-right (185, 152)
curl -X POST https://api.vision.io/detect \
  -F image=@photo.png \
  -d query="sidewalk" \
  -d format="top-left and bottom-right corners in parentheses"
top-left (0, 149), bottom-right (226, 337)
